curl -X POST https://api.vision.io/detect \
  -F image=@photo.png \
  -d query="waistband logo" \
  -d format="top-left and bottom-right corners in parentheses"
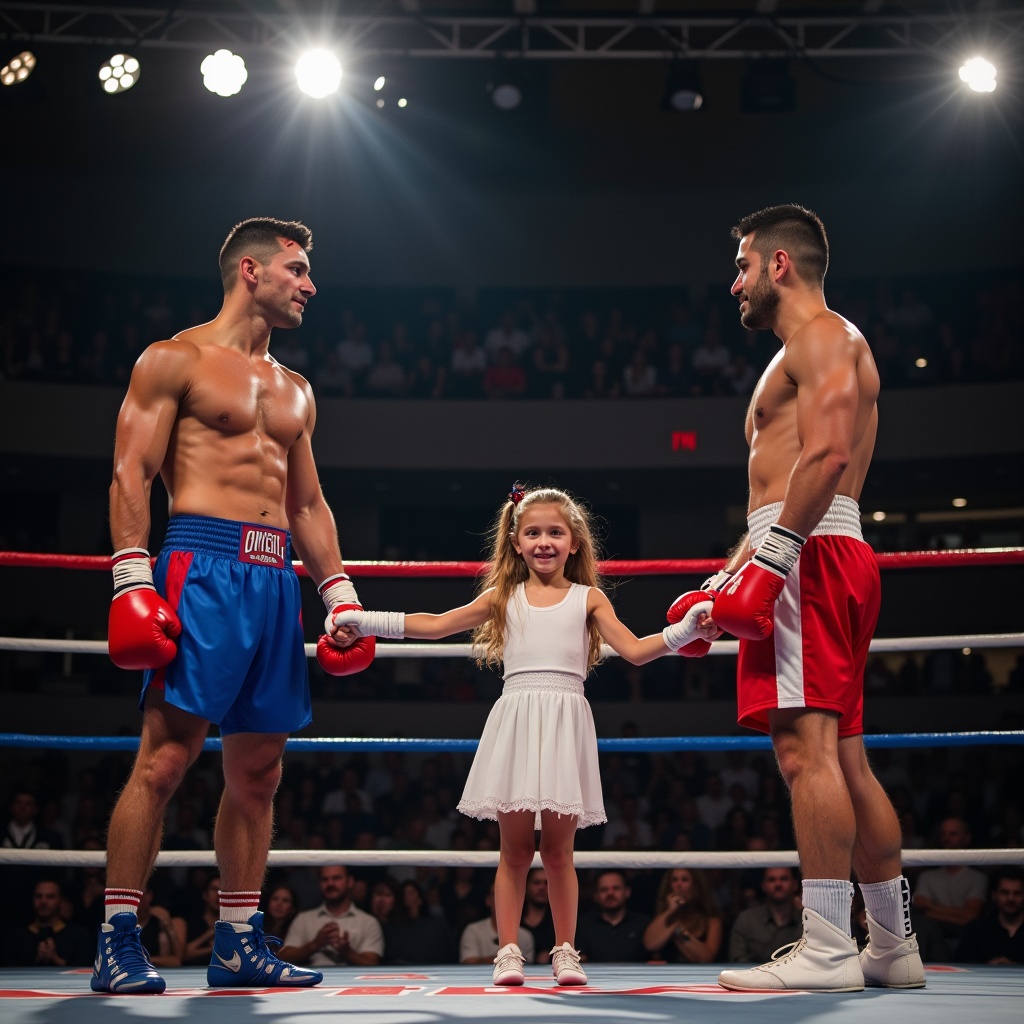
top-left (239, 525), bottom-right (287, 568)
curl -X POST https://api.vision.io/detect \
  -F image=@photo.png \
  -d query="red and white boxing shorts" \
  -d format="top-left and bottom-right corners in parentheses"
top-left (736, 495), bottom-right (879, 738)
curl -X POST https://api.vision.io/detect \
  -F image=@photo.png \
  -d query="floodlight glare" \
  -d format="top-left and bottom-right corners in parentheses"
top-left (99, 53), bottom-right (140, 94)
top-left (295, 49), bottom-right (342, 98)
top-left (397, 97), bottom-right (408, 108)
top-left (958, 56), bottom-right (996, 93)
top-left (201, 49), bottom-right (248, 97)
top-left (374, 75), bottom-right (386, 91)
top-left (1, 50), bottom-right (36, 87)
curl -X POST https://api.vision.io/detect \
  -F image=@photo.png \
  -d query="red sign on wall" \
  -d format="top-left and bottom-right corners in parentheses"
top-left (672, 431), bottom-right (697, 451)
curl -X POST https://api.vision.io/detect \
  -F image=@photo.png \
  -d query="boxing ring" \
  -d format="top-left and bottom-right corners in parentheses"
top-left (1, 547), bottom-right (1022, 1023)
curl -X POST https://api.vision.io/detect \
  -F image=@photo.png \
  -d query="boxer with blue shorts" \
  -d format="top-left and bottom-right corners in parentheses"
top-left (143, 515), bottom-right (311, 735)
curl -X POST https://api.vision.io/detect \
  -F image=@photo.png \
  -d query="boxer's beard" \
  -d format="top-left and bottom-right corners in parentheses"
top-left (740, 264), bottom-right (780, 331)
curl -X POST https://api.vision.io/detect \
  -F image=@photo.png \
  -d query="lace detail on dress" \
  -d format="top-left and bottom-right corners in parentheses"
top-left (456, 797), bottom-right (607, 829)
top-left (502, 671), bottom-right (585, 696)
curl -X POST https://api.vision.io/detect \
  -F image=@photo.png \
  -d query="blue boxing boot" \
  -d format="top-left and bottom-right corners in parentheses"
top-left (91, 912), bottom-right (166, 994)
top-left (207, 911), bottom-right (323, 988)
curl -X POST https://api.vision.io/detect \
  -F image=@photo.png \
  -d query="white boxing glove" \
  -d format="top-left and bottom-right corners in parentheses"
top-left (332, 607), bottom-right (406, 640)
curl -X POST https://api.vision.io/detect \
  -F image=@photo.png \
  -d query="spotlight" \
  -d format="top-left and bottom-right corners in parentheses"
top-left (952, 498), bottom-right (968, 508)
top-left (295, 49), bottom-right (342, 98)
top-left (99, 53), bottom-right (140, 95)
top-left (959, 56), bottom-right (996, 93)
top-left (490, 81), bottom-right (522, 111)
top-left (662, 61), bottom-right (703, 112)
top-left (397, 97), bottom-right (408, 108)
top-left (1, 50), bottom-right (36, 87)
top-left (741, 59), bottom-right (796, 113)
top-left (201, 49), bottom-right (247, 97)
top-left (373, 75), bottom-right (386, 91)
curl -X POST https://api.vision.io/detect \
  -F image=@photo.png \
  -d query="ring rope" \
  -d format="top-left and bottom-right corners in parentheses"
top-left (1, 633), bottom-right (1020, 657)
top-left (1, 848), bottom-right (1020, 869)
top-left (2, 547), bottom-right (1022, 574)
top-left (2, 731), bottom-right (1021, 752)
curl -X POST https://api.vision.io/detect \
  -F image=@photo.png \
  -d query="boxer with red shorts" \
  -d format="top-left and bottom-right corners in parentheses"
top-left (667, 205), bottom-right (924, 995)
top-left (735, 496), bottom-right (879, 738)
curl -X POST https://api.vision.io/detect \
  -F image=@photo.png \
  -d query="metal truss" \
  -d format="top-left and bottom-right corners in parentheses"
top-left (1, 4), bottom-right (1022, 59)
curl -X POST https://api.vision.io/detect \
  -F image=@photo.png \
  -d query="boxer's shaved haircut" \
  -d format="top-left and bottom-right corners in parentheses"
top-left (219, 217), bottom-right (312, 290)
top-left (731, 204), bottom-right (828, 287)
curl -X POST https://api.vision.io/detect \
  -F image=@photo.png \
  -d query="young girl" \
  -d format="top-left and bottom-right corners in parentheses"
top-left (328, 484), bottom-right (714, 986)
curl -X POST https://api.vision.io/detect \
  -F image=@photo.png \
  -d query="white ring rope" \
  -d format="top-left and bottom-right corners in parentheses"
top-left (1, 848), bottom-right (1021, 869)
top-left (1, 633), bottom-right (1021, 656)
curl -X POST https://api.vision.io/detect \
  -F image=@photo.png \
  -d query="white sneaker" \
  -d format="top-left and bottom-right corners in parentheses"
top-left (860, 912), bottom-right (926, 989)
top-left (718, 908), bottom-right (864, 992)
top-left (550, 942), bottom-right (587, 986)
top-left (492, 943), bottom-right (526, 986)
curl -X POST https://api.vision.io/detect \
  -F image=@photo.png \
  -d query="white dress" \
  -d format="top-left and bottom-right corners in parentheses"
top-left (457, 583), bottom-right (606, 829)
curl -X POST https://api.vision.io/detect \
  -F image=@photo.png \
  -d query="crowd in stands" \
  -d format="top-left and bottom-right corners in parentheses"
top-left (3, 737), bottom-right (1022, 968)
top-left (2, 271), bottom-right (1021, 399)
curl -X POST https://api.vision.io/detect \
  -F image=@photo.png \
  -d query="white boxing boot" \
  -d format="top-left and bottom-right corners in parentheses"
top-left (718, 908), bottom-right (864, 992)
top-left (859, 911), bottom-right (926, 989)
top-left (492, 943), bottom-right (526, 986)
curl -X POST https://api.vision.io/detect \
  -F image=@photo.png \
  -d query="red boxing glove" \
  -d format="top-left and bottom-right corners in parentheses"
top-left (108, 549), bottom-right (181, 670)
top-left (712, 525), bottom-right (805, 641)
top-left (317, 603), bottom-right (376, 677)
top-left (666, 570), bottom-right (731, 657)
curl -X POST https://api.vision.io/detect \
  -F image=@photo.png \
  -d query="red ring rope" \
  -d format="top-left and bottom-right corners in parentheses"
top-left (0, 548), bottom-right (1021, 575)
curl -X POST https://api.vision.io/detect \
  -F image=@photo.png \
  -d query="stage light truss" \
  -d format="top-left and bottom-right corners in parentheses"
top-left (0, 4), bottom-right (1021, 60)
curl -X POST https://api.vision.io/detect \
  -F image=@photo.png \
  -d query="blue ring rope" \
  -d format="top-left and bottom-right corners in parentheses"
top-left (0, 731), bottom-right (1021, 752)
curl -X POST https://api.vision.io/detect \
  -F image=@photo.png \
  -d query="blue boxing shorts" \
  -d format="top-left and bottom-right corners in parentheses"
top-left (141, 514), bottom-right (312, 735)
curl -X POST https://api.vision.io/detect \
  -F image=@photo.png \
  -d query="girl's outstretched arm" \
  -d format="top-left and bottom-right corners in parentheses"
top-left (330, 589), bottom-right (494, 642)
top-left (587, 589), bottom-right (714, 665)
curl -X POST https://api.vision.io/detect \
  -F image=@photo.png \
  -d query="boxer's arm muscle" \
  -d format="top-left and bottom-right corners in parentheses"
top-left (776, 323), bottom-right (858, 537)
top-left (109, 342), bottom-right (190, 549)
top-left (285, 376), bottom-right (344, 584)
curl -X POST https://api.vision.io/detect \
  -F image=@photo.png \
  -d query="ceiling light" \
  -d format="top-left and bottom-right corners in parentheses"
top-left (201, 49), bottom-right (247, 97)
top-left (1, 50), bottom-right (36, 87)
top-left (662, 61), bottom-right (703, 112)
top-left (99, 53), bottom-right (140, 95)
top-left (952, 498), bottom-right (968, 508)
top-left (959, 57), bottom-right (996, 93)
top-left (871, 511), bottom-right (886, 522)
top-left (295, 49), bottom-right (342, 98)
top-left (374, 76), bottom-right (386, 91)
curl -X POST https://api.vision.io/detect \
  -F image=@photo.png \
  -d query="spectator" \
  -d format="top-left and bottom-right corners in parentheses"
top-left (381, 880), bottom-right (456, 965)
top-left (642, 868), bottom-right (723, 964)
top-left (365, 340), bottom-right (407, 397)
top-left (530, 325), bottom-right (570, 398)
top-left (137, 884), bottom-right (184, 968)
top-left (691, 325), bottom-right (731, 395)
top-left (622, 349), bottom-right (658, 398)
top-left (955, 866), bottom-right (1024, 964)
top-left (5, 879), bottom-right (93, 967)
top-left (68, 836), bottom-right (107, 932)
top-left (406, 352), bottom-right (445, 399)
top-left (336, 321), bottom-right (374, 387)
top-left (726, 350), bottom-right (758, 395)
top-left (278, 865), bottom-right (384, 967)
top-left (439, 863), bottom-right (489, 939)
top-left (459, 884), bottom-right (535, 965)
top-left (482, 346), bottom-right (527, 399)
top-left (1, 788), bottom-right (64, 923)
top-left (728, 867), bottom-right (803, 963)
top-left (913, 817), bottom-right (988, 946)
top-left (262, 884), bottom-right (299, 940)
top-left (696, 772), bottom-right (732, 833)
top-left (273, 332), bottom-right (311, 374)
top-left (576, 870), bottom-right (649, 963)
top-left (583, 358), bottom-right (620, 399)
top-left (484, 310), bottom-right (531, 363)
top-left (314, 351), bottom-right (354, 398)
top-left (602, 795), bottom-right (654, 850)
top-left (447, 328), bottom-right (487, 398)
top-left (660, 342), bottom-right (694, 397)
top-left (520, 868), bottom-right (555, 964)
top-left (181, 873), bottom-right (221, 965)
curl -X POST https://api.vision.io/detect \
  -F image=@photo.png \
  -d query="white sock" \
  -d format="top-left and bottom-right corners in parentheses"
top-left (104, 887), bottom-right (143, 922)
top-left (860, 876), bottom-right (912, 938)
top-left (801, 879), bottom-right (854, 935)
top-left (219, 890), bottom-right (261, 924)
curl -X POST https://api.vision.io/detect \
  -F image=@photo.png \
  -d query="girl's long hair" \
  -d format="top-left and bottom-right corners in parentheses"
top-left (472, 486), bottom-right (603, 672)
top-left (654, 867), bottom-right (720, 934)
